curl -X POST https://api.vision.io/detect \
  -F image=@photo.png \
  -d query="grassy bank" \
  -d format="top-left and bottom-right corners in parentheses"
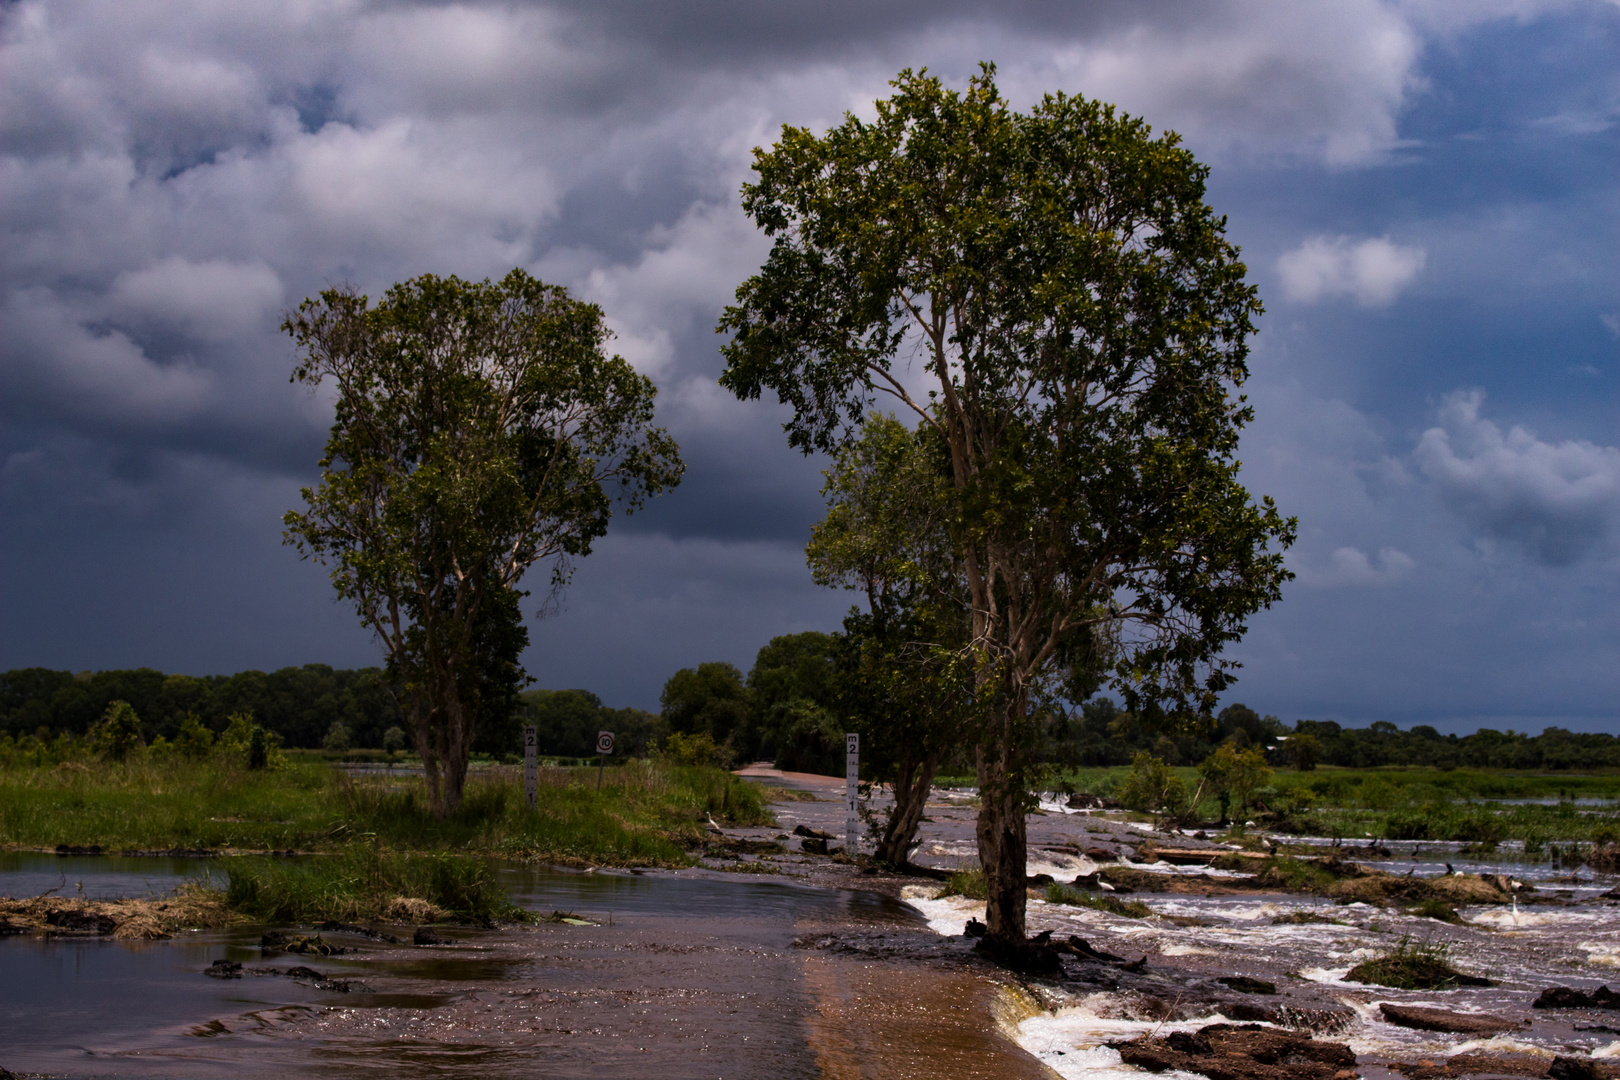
top-left (221, 846), bottom-right (525, 924)
top-left (1055, 764), bottom-right (1620, 847)
top-left (0, 755), bottom-right (771, 864)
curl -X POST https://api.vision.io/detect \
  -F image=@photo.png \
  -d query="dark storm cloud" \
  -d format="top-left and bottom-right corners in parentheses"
top-left (2, 0), bottom-right (1617, 722)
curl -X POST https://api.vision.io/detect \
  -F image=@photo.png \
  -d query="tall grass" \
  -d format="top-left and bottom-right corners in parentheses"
top-left (223, 846), bottom-right (523, 924)
top-left (0, 753), bottom-right (772, 865)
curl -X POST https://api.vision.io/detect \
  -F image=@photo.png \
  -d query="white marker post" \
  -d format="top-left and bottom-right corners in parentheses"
top-left (523, 725), bottom-right (537, 810)
top-left (595, 731), bottom-right (615, 791)
top-left (845, 732), bottom-right (859, 855)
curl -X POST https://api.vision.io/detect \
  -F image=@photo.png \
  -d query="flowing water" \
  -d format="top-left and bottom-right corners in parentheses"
top-left (4, 837), bottom-right (1619, 1078)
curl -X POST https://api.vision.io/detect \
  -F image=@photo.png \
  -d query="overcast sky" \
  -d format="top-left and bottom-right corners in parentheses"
top-left (2, 1), bottom-right (1616, 731)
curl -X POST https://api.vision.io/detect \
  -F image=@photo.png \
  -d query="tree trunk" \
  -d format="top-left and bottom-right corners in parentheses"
top-left (876, 749), bottom-right (939, 866)
top-left (975, 718), bottom-right (1028, 944)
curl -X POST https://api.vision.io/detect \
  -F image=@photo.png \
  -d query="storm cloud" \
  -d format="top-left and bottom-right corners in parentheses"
top-left (2, 0), bottom-right (1616, 729)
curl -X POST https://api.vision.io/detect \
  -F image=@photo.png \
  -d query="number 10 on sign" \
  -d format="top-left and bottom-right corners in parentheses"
top-left (844, 733), bottom-right (859, 853)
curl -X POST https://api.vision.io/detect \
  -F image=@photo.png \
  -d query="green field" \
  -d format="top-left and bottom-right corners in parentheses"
top-left (1044, 764), bottom-right (1620, 847)
top-left (0, 753), bottom-right (771, 865)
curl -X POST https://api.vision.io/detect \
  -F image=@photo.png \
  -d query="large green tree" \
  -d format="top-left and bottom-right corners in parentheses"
top-left (718, 66), bottom-right (1293, 947)
top-left (284, 269), bottom-right (682, 815)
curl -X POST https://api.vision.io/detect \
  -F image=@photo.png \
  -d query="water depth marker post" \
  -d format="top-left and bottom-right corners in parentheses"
top-left (523, 725), bottom-right (537, 810)
top-left (845, 732), bottom-right (859, 854)
top-left (595, 730), bottom-right (615, 791)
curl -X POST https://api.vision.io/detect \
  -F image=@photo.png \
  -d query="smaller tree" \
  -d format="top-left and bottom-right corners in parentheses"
top-left (322, 721), bottom-right (352, 753)
top-left (382, 725), bottom-right (408, 755)
top-left (1285, 732), bottom-right (1322, 772)
top-left (1199, 743), bottom-right (1272, 820)
top-left (1119, 753), bottom-right (1189, 822)
top-left (92, 700), bottom-right (145, 762)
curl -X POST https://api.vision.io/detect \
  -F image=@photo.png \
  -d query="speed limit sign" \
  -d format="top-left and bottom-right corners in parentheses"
top-left (596, 731), bottom-right (615, 755)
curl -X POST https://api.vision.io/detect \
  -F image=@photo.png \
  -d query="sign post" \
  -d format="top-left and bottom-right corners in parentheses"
top-left (844, 732), bottom-right (859, 855)
top-left (595, 731), bottom-right (615, 791)
top-left (523, 725), bottom-right (537, 810)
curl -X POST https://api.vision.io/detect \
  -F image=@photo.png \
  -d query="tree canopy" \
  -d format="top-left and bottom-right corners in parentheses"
top-left (284, 269), bottom-right (682, 814)
top-left (718, 65), bottom-right (1293, 945)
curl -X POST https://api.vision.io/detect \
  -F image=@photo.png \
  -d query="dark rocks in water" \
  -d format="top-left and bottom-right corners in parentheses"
top-left (414, 926), bottom-right (445, 946)
top-left (1025, 873), bottom-right (1055, 887)
top-left (1219, 975), bottom-right (1277, 996)
top-left (1067, 793), bottom-right (1118, 810)
top-left (204, 959), bottom-right (243, 979)
top-left (793, 824), bottom-right (835, 840)
top-left (1059, 935), bottom-right (1125, 963)
top-left (316, 920), bottom-right (404, 943)
top-left (1224, 1004), bottom-right (1355, 1034)
top-left (1379, 1003), bottom-right (1522, 1034)
top-left (971, 936), bottom-right (1062, 975)
top-left (1070, 871), bottom-right (1134, 894)
top-left (0, 917), bottom-right (29, 936)
top-left (963, 918), bottom-right (987, 938)
top-left (1085, 846), bottom-right (1119, 861)
top-left (118, 848), bottom-right (219, 858)
top-left (54, 844), bottom-right (103, 856)
top-left (1121, 955), bottom-right (1148, 973)
top-left (1535, 986), bottom-right (1620, 1010)
top-left (43, 908), bottom-right (116, 934)
top-left (1390, 1052), bottom-right (1618, 1079)
top-left (260, 931), bottom-right (347, 956)
top-left (1549, 1057), bottom-right (1610, 1080)
top-left (800, 837), bottom-right (829, 855)
top-left (1114, 1022), bottom-right (1356, 1080)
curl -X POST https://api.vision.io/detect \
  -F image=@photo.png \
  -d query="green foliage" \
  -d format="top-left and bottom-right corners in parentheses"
top-left (283, 268), bottom-right (682, 814)
top-left (1120, 753), bottom-right (1190, 818)
top-left (656, 731), bottom-right (733, 769)
top-left (1199, 743), bottom-right (1273, 817)
top-left (0, 752), bottom-right (769, 862)
top-left (1044, 882), bottom-right (1153, 919)
top-left (1285, 732), bottom-right (1322, 771)
top-left (768, 699), bottom-right (844, 776)
top-left (223, 845), bottom-right (525, 924)
top-left (938, 868), bottom-right (988, 900)
top-left (91, 700), bottom-right (145, 762)
top-left (382, 726), bottom-right (407, 754)
top-left (174, 713), bottom-right (215, 757)
top-left (217, 711), bottom-right (283, 771)
top-left (660, 662), bottom-right (751, 751)
top-left (521, 688), bottom-right (666, 759)
top-left (1346, 936), bottom-right (1487, 991)
top-left (322, 721), bottom-right (351, 753)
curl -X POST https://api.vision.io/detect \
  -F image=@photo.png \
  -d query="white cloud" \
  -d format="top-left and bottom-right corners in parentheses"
top-left (1277, 235), bottom-right (1427, 306)
top-left (1414, 391), bottom-right (1620, 565)
top-left (1317, 546), bottom-right (1417, 587)
top-left (109, 256), bottom-right (283, 341)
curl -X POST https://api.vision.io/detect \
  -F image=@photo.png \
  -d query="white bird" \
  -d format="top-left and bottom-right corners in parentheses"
top-left (706, 814), bottom-right (724, 835)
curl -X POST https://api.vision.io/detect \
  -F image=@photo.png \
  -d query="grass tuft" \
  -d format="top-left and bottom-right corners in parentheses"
top-left (1346, 935), bottom-right (1491, 990)
top-left (223, 846), bottom-right (525, 925)
top-left (1043, 882), bottom-right (1153, 919)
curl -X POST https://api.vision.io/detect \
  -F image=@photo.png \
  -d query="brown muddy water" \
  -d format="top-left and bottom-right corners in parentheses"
top-left (0, 858), bottom-right (1044, 1080)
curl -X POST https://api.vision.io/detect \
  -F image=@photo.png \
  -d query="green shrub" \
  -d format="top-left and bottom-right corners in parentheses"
top-left (223, 846), bottom-right (525, 924)
top-left (1120, 753), bottom-right (1189, 818)
top-left (91, 700), bottom-right (145, 762)
top-left (1044, 882), bottom-right (1152, 918)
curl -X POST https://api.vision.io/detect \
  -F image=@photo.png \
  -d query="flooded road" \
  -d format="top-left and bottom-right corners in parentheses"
top-left (0, 858), bottom-right (1042, 1080)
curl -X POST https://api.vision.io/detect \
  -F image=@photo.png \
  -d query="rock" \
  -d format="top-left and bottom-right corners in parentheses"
top-left (260, 931), bottom-right (346, 956)
top-left (1114, 1022), bottom-right (1356, 1080)
top-left (316, 920), bottom-right (404, 943)
top-left (43, 908), bottom-right (116, 934)
top-left (1586, 845), bottom-right (1620, 874)
top-left (793, 824), bottom-right (835, 840)
top-left (1026, 872), bottom-right (1055, 887)
top-left (54, 844), bottom-right (103, 856)
top-left (1220, 975), bottom-right (1278, 995)
top-left (971, 936), bottom-right (1062, 975)
top-left (1550, 1057), bottom-right (1606, 1080)
top-left (800, 837), bottom-right (829, 855)
top-left (0, 917), bottom-right (30, 936)
top-left (413, 926), bottom-right (444, 946)
top-left (1085, 846), bottom-right (1119, 861)
top-left (963, 918), bottom-right (987, 938)
top-left (1121, 955), bottom-right (1148, 973)
top-left (1535, 986), bottom-right (1620, 1010)
top-left (1059, 935), bottom-right (1125, 963)
top-left (1379, 1003), bottom-right (1521, 1034)
top-left (204, 958), bottom-right (243, 979)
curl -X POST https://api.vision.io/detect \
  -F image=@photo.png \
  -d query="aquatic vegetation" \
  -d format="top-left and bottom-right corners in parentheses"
top-left (0, 881), bottom-right (235, 939)
top-left (1407, 898), bottom-right (1466, 924)
top-left (223, 846), bottom-right (526, 924)
top-left (1346, 935), bottom-right (1492, 990)
top-left (1043, 882), bottom-right (1152, 918)
top-left (938, 868), bottom-right (988, 900)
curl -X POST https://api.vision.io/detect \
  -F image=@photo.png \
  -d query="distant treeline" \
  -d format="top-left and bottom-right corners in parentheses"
top-left (0, 666), bottom-right (659, 759)
top-left (4, 661), bottom-right (1615, 771)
